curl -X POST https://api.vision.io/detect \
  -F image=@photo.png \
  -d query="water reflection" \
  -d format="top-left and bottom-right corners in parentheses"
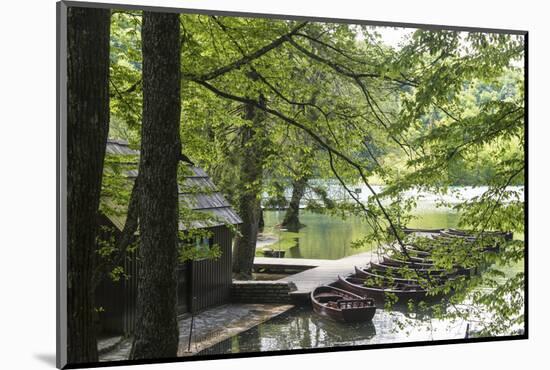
top-left (197, 306), bottom-right (468, 356)
top-left (263, 209), bottom-right (460, 260)
top-left (236, 191), bottom-right (524, 355)
top-left (286, 238), bottom-right (302, 259)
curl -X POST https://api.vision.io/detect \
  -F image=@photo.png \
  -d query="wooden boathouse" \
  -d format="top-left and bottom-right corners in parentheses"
top-left (95, 139), bottom-right (242, 336)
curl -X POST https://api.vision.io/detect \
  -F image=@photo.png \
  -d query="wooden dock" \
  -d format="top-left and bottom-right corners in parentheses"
top-left (254, 251), bottom-right (380, 302)
top-left (253, 256), bottom-right (327, 272)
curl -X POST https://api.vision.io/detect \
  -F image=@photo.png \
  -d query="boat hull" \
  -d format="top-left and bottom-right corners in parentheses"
top-left (337, 275), bottom-right (437, 306)
top-left (311, 285), bottom-right (376, 323)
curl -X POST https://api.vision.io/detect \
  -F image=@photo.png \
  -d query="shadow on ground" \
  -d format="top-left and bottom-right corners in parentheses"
top-left (34, 353), bottom-right (56, 367)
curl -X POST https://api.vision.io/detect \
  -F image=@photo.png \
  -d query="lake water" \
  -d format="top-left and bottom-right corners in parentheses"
top-left (215, 187), bottom-right (524, 355)
top-left (197, 305), bottom-right (472, 356)
top-left (199, 259), bottom-right (523, 356)
top-left (261, 208), bottom-right (460, 260)
top-left (260, 185), bottom-right (523, 260)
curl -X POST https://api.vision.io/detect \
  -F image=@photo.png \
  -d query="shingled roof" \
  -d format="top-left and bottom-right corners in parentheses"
top-left (105, 139), bottom-right (242, 230)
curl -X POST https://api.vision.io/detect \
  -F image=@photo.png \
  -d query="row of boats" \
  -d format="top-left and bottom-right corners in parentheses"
top-left (311, 228), bottom-right (512, 323)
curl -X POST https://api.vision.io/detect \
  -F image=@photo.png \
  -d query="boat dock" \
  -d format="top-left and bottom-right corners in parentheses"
top-left (254, 251), bottom-right (380, 302)
top-left (253, 256), bottom-right (327, 273)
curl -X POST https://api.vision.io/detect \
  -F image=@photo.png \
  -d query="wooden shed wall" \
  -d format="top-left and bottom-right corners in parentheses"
top-left (96, 225), bottom-right (234, 335)
top-left (94, 249), bottom-right (138, 335)
top-left (122, 250), bottom-right (138, 334)
top-left (190, 225), bottom-right (233, 312)
top-left (95, 277), bottom-right (125, 334)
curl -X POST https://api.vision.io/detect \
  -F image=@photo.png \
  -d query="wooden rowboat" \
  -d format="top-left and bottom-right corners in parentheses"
top-left (404, 228), bottom-right (512, 244)
top-left (381, 247), bottom-right (434, 263)
top-left (405, 246), bottom-right (433, 257)
top-left (419, 234), bottom-right (499, 254)
top-left (369, 261), bottom-right (449, 275)
top-left (447, 228), bottom-right (513, 241)
top-left (403, 227), bottom-right (445, 234)
top-left (439, 231), bottom-right (477, 242)
top-left (382, 256), bottom-right (435, 269)
top-left (439, 231), bottom-right (501, 252)
top-left (355, 266), bottom-right (452, 289)
top-left (433, 235), bottom-right (475, 245)
top-left (311, 285), bottom-right (376, 323)
top-left (382, 258), bottom-right (475, 277)
top-left (262, 249), bottom-right (286, 258)
top-left (354, 266), bottom-right (422, 285)
top-left (401, 254), bottom-right (434, 264)
top-left (337, 275), bottom-right (431, 305)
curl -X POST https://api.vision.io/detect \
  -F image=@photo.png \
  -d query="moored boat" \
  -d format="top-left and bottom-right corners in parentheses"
top-left (382, 256), bottom-right (435, 269)
top-left (386, 257), bottom-right (475, 276)
top-left (311, 285), bottom-right (377, 323)
top-left (433, 234), bottom-right (475, 245)
top-left (337, 275), bottom-right (433, 305)
top-left (446, 228), bottom-right (513, 241)
top-left (405, 245), bottom-right (433, 257)
top-left (439, 231), bottom-right (501, 252)
top-left (403, 227), bottom-right (445, 234)
top-left (262, 248), bottom-right (286, 258)
top-left (403, 254), bottom-right (434, 263)
top-left (439, 231), bottom-right (477, 242)
top-left (354, 266), bottom-right (422, 285)
top-left (403, 228), bottom-right (512, 245)
top-left (369, 261), bottom-right (449, 275)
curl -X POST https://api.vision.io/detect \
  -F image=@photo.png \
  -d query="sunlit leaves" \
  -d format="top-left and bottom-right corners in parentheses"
top-left (107, 12), bottom-right (525, 336)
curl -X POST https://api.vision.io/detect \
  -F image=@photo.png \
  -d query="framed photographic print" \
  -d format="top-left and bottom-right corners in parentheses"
top-left (56, 1), bottom-right (527, 368)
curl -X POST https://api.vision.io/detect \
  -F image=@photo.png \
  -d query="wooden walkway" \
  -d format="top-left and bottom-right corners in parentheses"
top-left (254, 251), bottom-right (380, 301)
top-left (254, 256), bottom-right (328, 270)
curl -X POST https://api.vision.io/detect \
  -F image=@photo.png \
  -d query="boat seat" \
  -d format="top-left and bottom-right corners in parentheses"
top-left (326, 301), bottom-right (338, 308)
top-left (316, 294), bottom-right (342, 303)
top-left (337, 298), bottom-right (373, 308)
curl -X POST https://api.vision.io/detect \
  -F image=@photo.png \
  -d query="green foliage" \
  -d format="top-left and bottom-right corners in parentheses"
top-left (106, 11), bottom-right (525, 337)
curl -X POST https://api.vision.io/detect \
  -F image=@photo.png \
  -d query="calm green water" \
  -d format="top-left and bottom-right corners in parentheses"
top-left (198, 305), bottom-right (471, 356)
top-left (205, 195), bottom-right (524, 355)
top-left (199, 259), bottom-right (523, 356)
top-left (204, 206), bottom-right (524, 355)
top-left (262, 209), bottom-right (460, 260)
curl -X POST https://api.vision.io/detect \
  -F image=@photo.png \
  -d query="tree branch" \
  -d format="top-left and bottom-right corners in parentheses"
top-left (287, 37), bottom-right (420, 157)
top-left (191, 79), bottom-right (414, 255)
top-left (287, 37), bottom-right (417, 87)
top-left (182, 22), bottom-right (308, 82)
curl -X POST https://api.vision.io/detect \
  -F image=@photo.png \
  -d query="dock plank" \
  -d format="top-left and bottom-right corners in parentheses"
top-left (254, 256), bottom-right (329, 269)
top-left (254, 251), bottom-right (380, 298)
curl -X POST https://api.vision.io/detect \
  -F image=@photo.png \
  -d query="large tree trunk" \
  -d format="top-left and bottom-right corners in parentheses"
top-left (282, 176), bottom-right (308, 232)
top-left (66, 7), bottom-right (110, 364)
top-left (130, 12), bottom-right (181, 360)
top-left (232, 98), bottom-right (266, 280)
top-left (280, 90), bottom-right (318, 233)
top-left (118, 176), bottom-right (140, 251)
top-left (258, 205), bottom-right (265, 231)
